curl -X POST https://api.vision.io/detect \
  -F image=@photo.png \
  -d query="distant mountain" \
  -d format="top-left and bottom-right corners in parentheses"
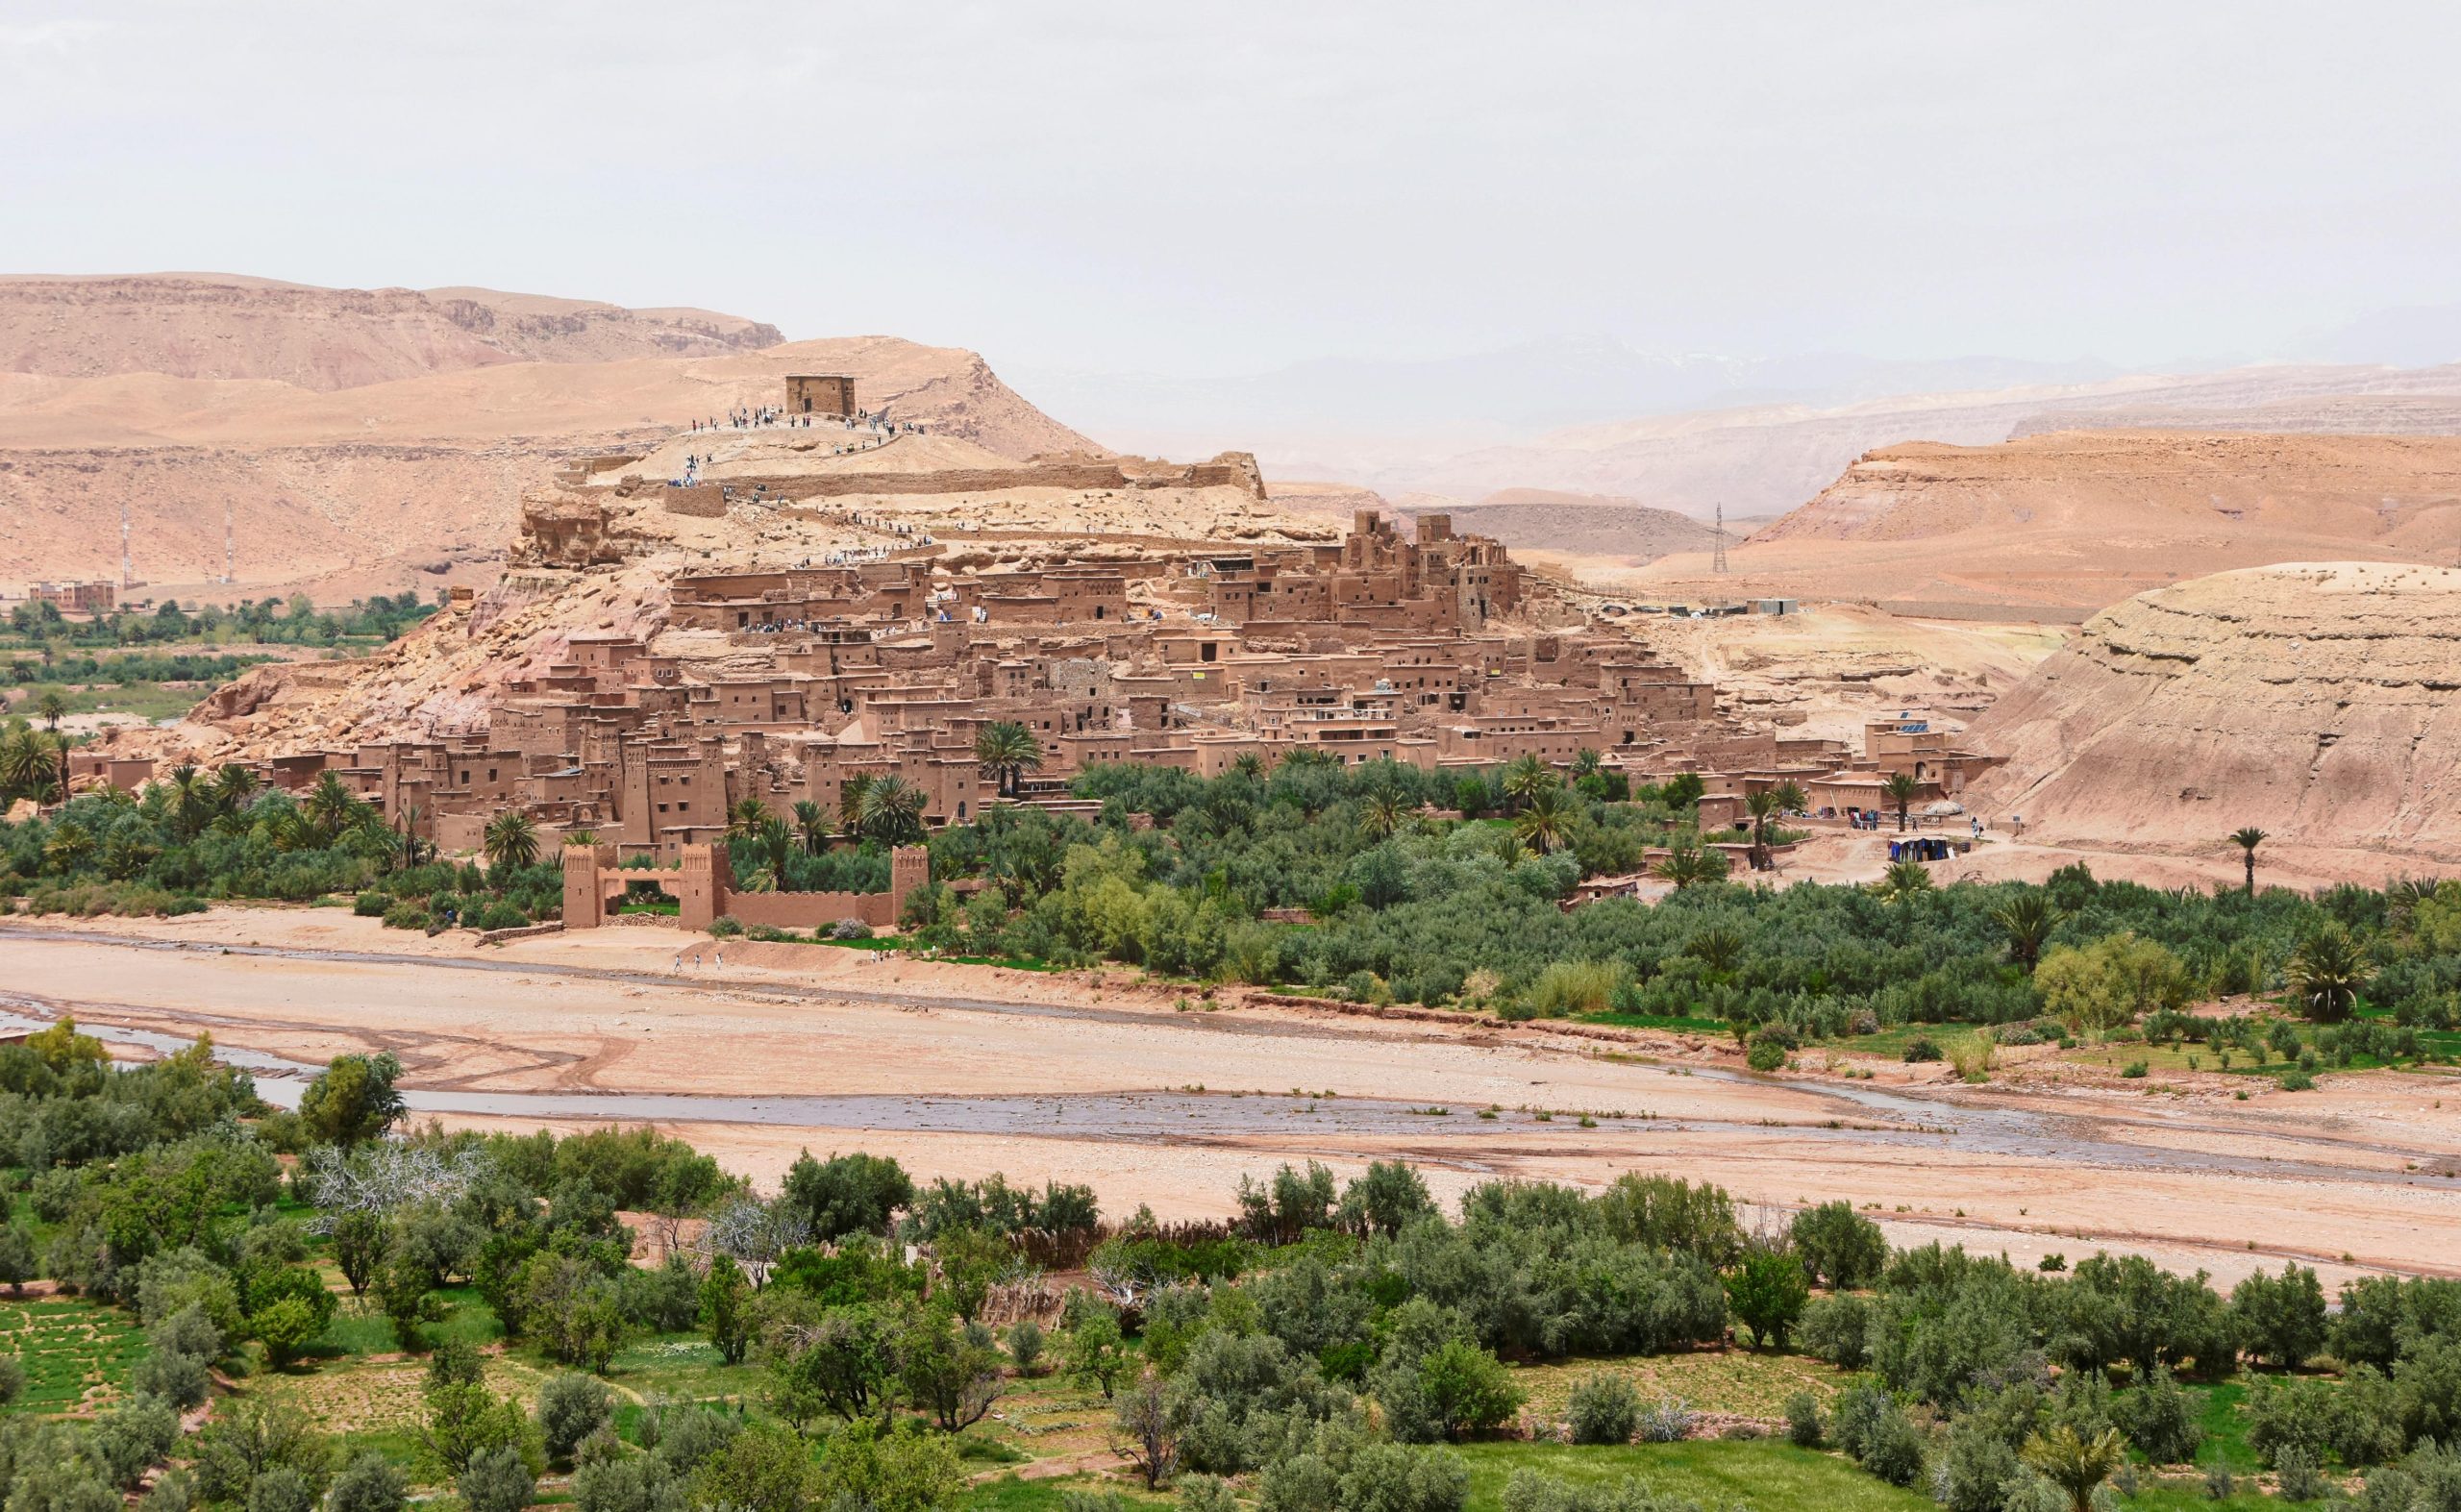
top-left (0, 274), bottom-right (784, 390)
top-left (1014, 336), bottom-right (2125, 460)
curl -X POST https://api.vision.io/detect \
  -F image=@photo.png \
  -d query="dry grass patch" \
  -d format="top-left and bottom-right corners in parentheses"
top-left (1508, 1349), bottom-right (1843, 1422)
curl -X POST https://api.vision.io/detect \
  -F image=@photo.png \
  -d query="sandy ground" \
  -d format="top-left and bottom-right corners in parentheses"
top-left (6, 907), bottom-right (2458, 1288)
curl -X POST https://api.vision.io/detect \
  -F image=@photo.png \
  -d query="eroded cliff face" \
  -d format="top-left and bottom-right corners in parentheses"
top-left (1966, 562), bottom-right (2461, 858)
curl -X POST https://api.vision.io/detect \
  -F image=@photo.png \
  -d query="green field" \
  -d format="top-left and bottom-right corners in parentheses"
top-left (1452, 1439), bottom-right (1931, 1512)
top-left (0, 1295), bottom-right (149, 1412)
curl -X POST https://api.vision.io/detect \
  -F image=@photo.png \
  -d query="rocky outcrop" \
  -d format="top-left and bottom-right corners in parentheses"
top-left (1965, 562), bottom-right (2461, 858)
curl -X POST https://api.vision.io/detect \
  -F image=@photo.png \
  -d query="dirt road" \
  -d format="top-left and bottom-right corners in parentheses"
top-left (7, 910), bottom-right (2457, 1287)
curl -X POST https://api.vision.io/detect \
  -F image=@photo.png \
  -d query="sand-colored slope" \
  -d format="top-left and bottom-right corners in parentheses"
top-left (1965, 561), bottom-right (2461, 860)
top-left (1612, 431), bottom-right (2461, 615)
top-left (0, 335), bottom-right (1099, 593)
top-left (0, 274), bottom-right (782, 389)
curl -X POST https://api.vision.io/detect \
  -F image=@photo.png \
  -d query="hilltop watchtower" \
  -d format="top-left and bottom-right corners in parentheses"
top-left (785, 374), bottom-right (856, 416)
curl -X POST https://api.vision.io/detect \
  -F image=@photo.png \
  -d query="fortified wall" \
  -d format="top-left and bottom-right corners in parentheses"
top-left (562, 839), bottom-right (930, 931)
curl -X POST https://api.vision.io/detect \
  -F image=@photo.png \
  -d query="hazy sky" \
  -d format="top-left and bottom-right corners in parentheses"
top-left (6, 1), bottom-right (2458, 378)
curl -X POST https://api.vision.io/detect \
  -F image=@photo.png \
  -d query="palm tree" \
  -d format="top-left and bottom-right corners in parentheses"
top-left (791, 800), bottom-right (830, 855)
top-left (41, 820), bottom-right (94, 874)
top-left (393, 804), bottom-right (432, 872)
top-left (740, 816), bottom-right (796, 891)
top-left (1571, 749), bottom-right (1603, 781)
top-left (1990, 891), bottom-right (2062, 970)
top-left (973, 721), bottom-right (1042, 799)
top-left (35, 689), bottom-right (65, 732)
top-left (0, 725), bottom-right (57, 801)
top-left (162, 763), bottom-right (213, 838)
top-left (1875, 857), bottom-right (1934, 903)
top-left (482, 809), bottom-right (539, 875)
top-left (837, 773), bottom-right (875, 839)
top-left (2286, 926), bottom-right (2368, 1023)
top-left (2230, 827), bottom-right (2268, 896)
top-left (211, 762), bottom-right (261, 815)
top-left (1652, 834), bottom-right (1728, 889)
top-left (1881, 771), bottom-right (1921, 832)
top-left (1230, 751), bottom-right (1267, 781)
top-left (1745, 789), bottom-right (1783, 871)
top-left (1359, 791), bottom-right (1407, 841)
top-left (726, 796), bottom-right (771, 840)
top-left (1688, 926), bottom-right (1744, 977)
top-left (2022, 1425), bottom-right (2126, 1512)
top-left (857, 776), bottom-right (928, 844)
top-left (1500, 754), bottom-right (1554, 811)
top-left (302, 772), bottom-right (358, 845)
top-left (1514, 783), bottom-right (1575, 855)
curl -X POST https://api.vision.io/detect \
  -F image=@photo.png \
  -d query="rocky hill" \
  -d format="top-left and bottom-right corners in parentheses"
top-left (0, 274), bottom-right (783, 389)
top-left (0, 311), bottom-right (1096, 597)
top-left (1597, 431), bottom-right (2461, 617)
top-left (1964, 562), bottom-right (2461, 861)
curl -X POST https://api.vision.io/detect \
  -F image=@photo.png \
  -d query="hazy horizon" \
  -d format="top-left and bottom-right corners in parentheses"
top-left (6, 0), bottom-right (2460, 388)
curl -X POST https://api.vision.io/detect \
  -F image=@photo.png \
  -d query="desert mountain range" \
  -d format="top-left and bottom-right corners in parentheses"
top-left (1569, 431), bottom-right (2461, 618)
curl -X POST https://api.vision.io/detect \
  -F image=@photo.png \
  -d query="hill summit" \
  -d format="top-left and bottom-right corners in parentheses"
top-left (1967, 560), bottom-right (2461, 860)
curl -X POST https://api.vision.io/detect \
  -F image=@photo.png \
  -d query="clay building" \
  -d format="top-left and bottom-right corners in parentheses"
top-left (784, 374), bottom-right (856, 416)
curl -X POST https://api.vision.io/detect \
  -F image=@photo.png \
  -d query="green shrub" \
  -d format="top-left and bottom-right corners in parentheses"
top-left (1746, 1039), bottom-right (1787, 1073)
top-left (380, 902), bottom-right (430, 931)
top-left (708, 915), bottom-right (744, 938)
top-left (1904, 1037), bottom-right (1943, 1062)
top-left (2121, 1060), bottom-right (2149, 1078)
top-left (353, 893), bottom-right (389, 917)
top-left (1784, 1391), bottom-right (1823, 1447)
top-left (459, 1447), bottom-right (536, 1512)
top-left (1564, 1370), bottom-right (1640, 1444)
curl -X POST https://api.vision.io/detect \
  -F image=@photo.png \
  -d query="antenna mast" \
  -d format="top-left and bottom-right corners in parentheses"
top-left (1712, 502), bottom-right (1728, 575)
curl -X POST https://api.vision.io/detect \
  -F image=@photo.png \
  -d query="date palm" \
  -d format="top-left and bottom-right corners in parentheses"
top-left (1230, 751), bottom-right (1267, 781)
top-left (1881, 771), bottom-right (1921, 832)
top-left (1500, 753), bottom-right (1554, 811)
top-left (837, 773), bottom-right (875, 839)
top-left (0, 726), bottom-right (58, 800)
top-left (302, 771), bottom-right (358, 846)
top-left (36, 689), bottom-right (65, 731)
top-left (163, 763), bottom-right (212, 838)
top-left (1745, 789), bottom-right (1782, 871)
top-left (791, 800), bottom-right (830, 855)
top-left (2286, 925), bottom-right (2367, 1023)
top-left (1652, 834), bottom-right (1728, 889)
top-left (1513, 782), bottom-right (1575, 855)
top-left (1990, 890), bottom-right (2062, 970)
top-left (482, 809), bottom-right (539, 875)
top-left (973, 720), bottom-right (1042, 799)
top-left (2230, 827), bottom-right (2267, 896)
top-left (857, 775), bottom-right (928, 844)
top-left (211, 761), bottom-right (261, 813)
top-left (726, 796), bottom-right (771, 839)
top-left (393, 812), bottom-right (433, 871)
top-left (1359, 790), bottom-right (1407, 841)
top-left (2022, 1425), bottom-right (2126, 1512)
top-left (1876, 857), bottom-right (1934, 903)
